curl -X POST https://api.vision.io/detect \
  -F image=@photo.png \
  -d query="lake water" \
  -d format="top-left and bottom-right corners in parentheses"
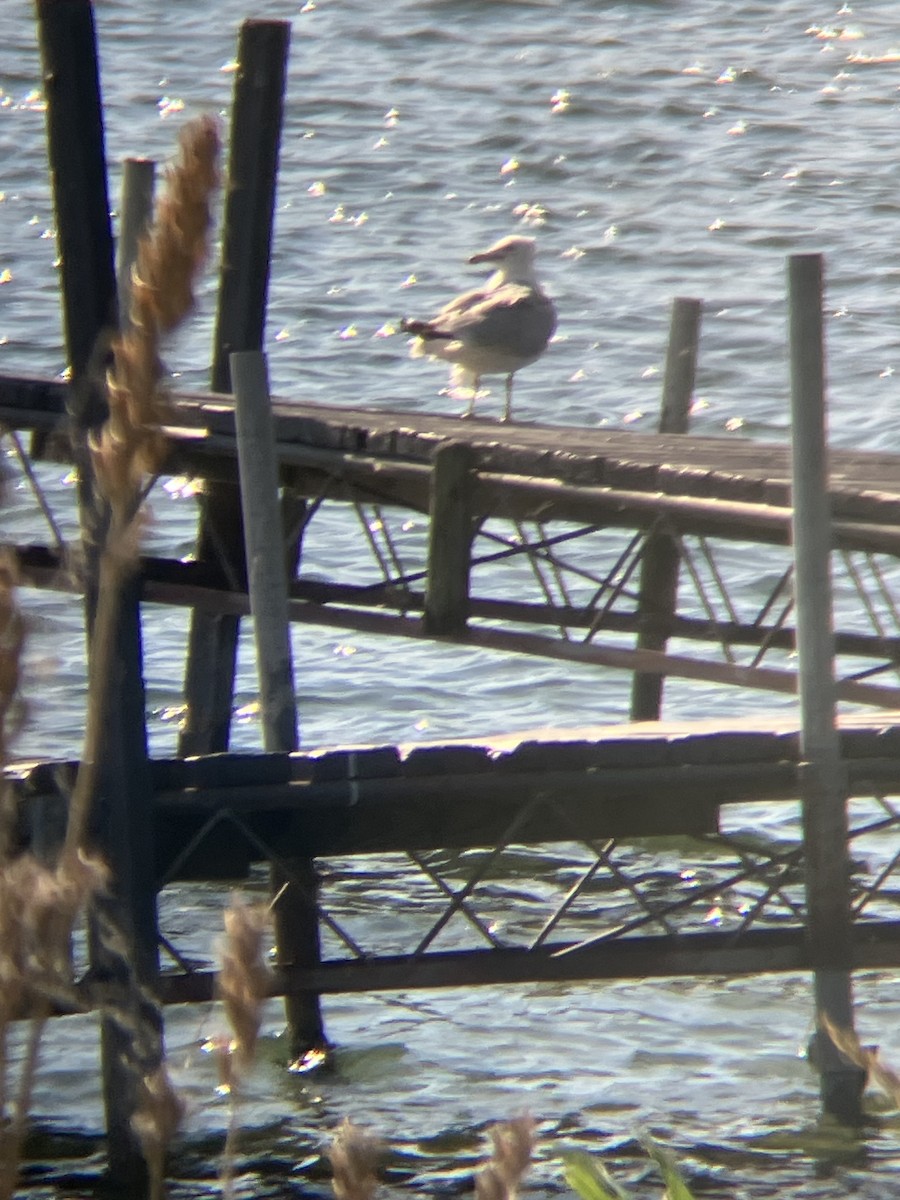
top-left (5, 0), bottom-right (900, 1195)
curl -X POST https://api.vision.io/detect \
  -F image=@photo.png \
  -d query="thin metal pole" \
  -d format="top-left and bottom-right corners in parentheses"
top-left (231, 349), bottom-right (326, 1060)
top-left (788, 252), bottom-right (864, 1121)
top-left (231, 350), bottom-right (299, 753)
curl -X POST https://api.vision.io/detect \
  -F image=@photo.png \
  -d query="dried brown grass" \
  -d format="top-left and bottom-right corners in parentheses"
top-left (66, 115), bottom-right (220, 861)
top-left (820, 1013), bottom-right (900, 1107)
top-left (0, 114), bottom-right (220, 1200)
top-left (219, 898), bottom-right (272, 1080)
top-left (131, 1064), bottom-right (186, 1200)
top-left (0, 551), bottom-right (108, 1200)
top-left (475, 1115), bottom-right (536, 1200)
top-left (328, 1118), bottom-right (385, 1200)
top-left (91, 114), bottom-right (220, 528)
top-left (217, 897), bottom-right (273, 1196)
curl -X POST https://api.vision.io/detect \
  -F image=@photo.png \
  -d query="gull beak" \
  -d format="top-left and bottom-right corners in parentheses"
top-left (468, 246), bottom-right (505, 266)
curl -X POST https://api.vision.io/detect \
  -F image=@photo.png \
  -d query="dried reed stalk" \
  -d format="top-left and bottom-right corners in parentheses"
top-left (0, 113), bottom-right (219, 1200)
top-left (474, 1116), bottom-right (536, 1200)
top-left (0, 552), bottom-right (24, 772)
top-left (0, 115), bottom-right (223, 1200)
top-left (0, 851), bottom-right (107, 1200)
top-left (328, 1118), bottom-right (384, 1200)
top-left (66, 114), bottom-right (220, 859)
top-left (219, 898), bottom-right (272, 1077)
top-left (218, 898), bottom-right (273, 1196)
top-left (0, 547), bottom-right (108, 1200)
top-left (820, 1013), bottom-right (900, 1106)
top-left (0, 550), bottom-right (25, 863)
top-left (131, 1064), bottom-right (186, 1200)
top-left (91, 113), bottom-right (220, 531)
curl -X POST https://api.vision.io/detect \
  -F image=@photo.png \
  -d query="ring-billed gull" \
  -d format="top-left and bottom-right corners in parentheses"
top-left (401, 235), bottom-right (556, 422)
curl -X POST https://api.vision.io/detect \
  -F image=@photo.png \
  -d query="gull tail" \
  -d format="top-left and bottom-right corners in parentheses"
top-left (401, 317), bottom-right (452, 342)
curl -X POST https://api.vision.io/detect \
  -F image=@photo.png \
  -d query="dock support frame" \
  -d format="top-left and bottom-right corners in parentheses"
top-left (424, 441), bottom-right (478, 635)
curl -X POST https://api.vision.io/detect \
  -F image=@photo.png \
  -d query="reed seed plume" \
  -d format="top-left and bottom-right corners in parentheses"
top-left (0, 551), bottom-right (106, 1199)
top-left (217, 899), bottom-right (272, 1197)
top-left (219, 898), bottom-right (272, 1077)
top-left (820, 1013), bottom-right (900, 1106)
top-left (65, 113), bottom-right (220, 857)
top-left (91, 114), bottom-right (220, 525)
top-left (328, 1118), bottom-right (384, 1200)
top-left (474, 1116), bottom-right (535, 1200)
top-left (131, 1064), bottom-right (186, 1200)
top-left (0, 552), bottom-right (25, 773)
top-left (0, 550), bottom-right (25, 860)
top-left (0, 115), bottom-right (219, 1200)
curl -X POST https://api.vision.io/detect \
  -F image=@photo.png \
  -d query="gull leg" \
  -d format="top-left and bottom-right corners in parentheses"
top-left (462, 377), bottom-right (480, 419)
top-left (501, 374), bottom-right (514, 422)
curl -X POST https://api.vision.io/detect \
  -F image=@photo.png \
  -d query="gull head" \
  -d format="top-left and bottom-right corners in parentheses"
top-left (468, 235), bottom-right (538, 284)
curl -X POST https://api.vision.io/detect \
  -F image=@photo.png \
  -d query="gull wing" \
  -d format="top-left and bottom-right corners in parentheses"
top-left (432, 284), bottom-right (556, 357)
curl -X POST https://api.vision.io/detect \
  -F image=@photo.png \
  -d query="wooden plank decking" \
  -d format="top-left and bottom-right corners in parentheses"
top-left (5, 371), bottom-right (900, 524)
top-left (13, 709), bottom-right (900, 1007)
top-left (14, 710), bottom-right (900, 880)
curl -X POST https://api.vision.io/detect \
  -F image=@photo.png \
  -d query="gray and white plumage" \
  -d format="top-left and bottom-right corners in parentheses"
top-left (401, 235), bottom-right (556, 421)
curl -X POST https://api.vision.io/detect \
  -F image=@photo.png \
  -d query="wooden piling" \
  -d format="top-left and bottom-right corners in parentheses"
top-left (788, 253), bottom-right (864, 1121)
top-left (232, 350), bottom-right (326, 1058)
top-left (630, 298), bottom-right (701, 720)
top-left (179, 19), bottom-right (291, 756)
top-left (36, 1), bottom-right (160, 1189)
top-left (424, 441), bottom-right (478, 635)
top-left (116, 158), bottom-right (156, 334)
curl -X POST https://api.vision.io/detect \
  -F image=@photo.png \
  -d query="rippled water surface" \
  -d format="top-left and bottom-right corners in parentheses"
top-left (5, 0), bottom-right (900, 1195)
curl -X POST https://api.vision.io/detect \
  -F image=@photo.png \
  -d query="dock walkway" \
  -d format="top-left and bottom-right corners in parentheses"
top-left (13, 710), bottom-right (900, 1007)
top-left (7, 371), bottom-right (900, 711)
top-left (7, 370), bottom-right (900, 525)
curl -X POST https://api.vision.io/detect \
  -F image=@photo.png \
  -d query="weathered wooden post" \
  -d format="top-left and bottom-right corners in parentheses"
top-left (231, 349), bottom-right (326, 1058)
top-left (116, 158), bottom-right (156, 333)
top-left (788, 253), bottom-right (865, 1121)
top-left (424, 441), bottom-right (477, 635)
top-left (36, 0), bottom-right (160, 1189)
top-left (630, 297), bottom-right (701, 720)
top-left (180, 19), bottom-right (291, 756)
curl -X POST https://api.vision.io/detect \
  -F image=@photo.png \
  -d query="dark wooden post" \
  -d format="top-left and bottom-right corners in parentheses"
top-left (116, 158), bottom-right (156, 333)
top-left (630, 297), bottom-right (701, 721)
top-left (788, 254), bottom-right (864, 1121)
top-left (424, 442), bottom-right (477, 635)
top-left (179, 19), bottom-right (291, 756)
top-left (36, 1), bottom-right (160, 1190)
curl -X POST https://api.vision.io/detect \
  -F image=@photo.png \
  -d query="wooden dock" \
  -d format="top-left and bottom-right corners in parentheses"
top-left (5, 3), bottom-right (900, 1182)
top-left (9, 369), bottom-right (900, 526)
top-left (13, 709), bottom-right (900, 1008)
top-left (8, 369), bottom-right (900, 711)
